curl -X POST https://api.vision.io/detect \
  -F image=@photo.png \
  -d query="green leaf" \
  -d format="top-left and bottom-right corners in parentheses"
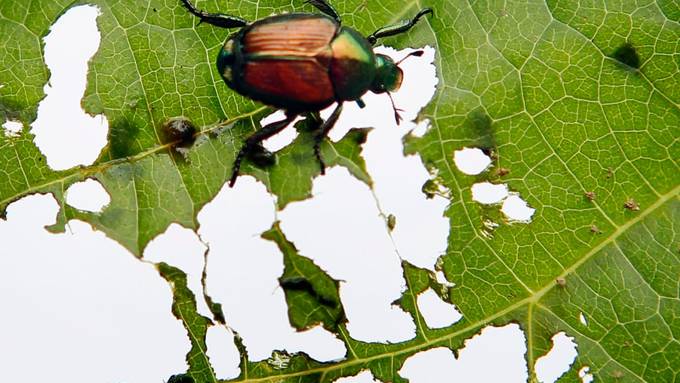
top-left (157, 262), bottom-right (216, 382)
top-left (1, 0), bottom-right (678, 382)
top-left (262, 221), bottom-right (346, 332)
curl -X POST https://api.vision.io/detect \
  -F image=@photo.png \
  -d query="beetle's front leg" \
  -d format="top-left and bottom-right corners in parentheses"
top-left (181, 0), bottom-right (249, 29)
top-left (313, 103), bottom-right (343, 175)
top-left (230, 112), bottom-right (298, 187)
top-left (367, 8), bottom-right (433, 45)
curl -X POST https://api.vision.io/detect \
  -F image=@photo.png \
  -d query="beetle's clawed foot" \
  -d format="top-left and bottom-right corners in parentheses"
top-left (393, 108), bottom-right (405, 125)
top-left (317, 155), bottom-right (327, 175)
top-left (313, 139), bottom-right (327, 175)
top-left (228, 169), bottom-right (239, 188)
top-left (386, 92), bottom-right (405, 125)
top-left (228, 143), bottom-right (277, 187)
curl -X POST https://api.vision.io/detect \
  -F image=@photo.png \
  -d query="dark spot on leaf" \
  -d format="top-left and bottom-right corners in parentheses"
top-left (162, 117), bottom-right (196, 148)
top-left (0, 98), bottom-right (24, 122)
top-left (108, 117), bottom-right (140, 159)
top-left (606, 167), bottom-right (614, 179)
top-left (387, 214), bottom-right (396, 231)
top-left (348, 128), bottom-right (369, 145)
top-left (167, 374), bottom-right (194, 383)
top-left (590, 224), bottom-right (602, 234)
top-left (624, 198), bottom-right (640, 211)
top-left (422, 179), bottom-right (438, 199)
top-left (291, 151), bottom-right (309, 165)
top-left (496, 167), bottom-right (510, 177)
top-left (612, 42), bottom-right (640, 69)
top-left (611, 370), bottom-right (625, 379)
top-left (469, 109), bottom-right (494, 149)
top-left (279, 277), bottom-right (338, 308)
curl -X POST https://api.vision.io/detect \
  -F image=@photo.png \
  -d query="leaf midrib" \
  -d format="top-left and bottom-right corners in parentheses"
top-left (0, 107), bottom-right (267, 210)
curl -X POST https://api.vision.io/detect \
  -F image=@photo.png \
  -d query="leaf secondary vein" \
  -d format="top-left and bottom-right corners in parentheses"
top-left (535, 302), bottom-right (647, 382)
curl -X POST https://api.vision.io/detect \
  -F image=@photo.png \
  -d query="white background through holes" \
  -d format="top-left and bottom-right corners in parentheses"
top-left (0, 5), bottom-right (576, 383)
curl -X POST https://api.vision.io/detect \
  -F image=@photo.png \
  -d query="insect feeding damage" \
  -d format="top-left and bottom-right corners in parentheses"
top-left (181, 0), bottom-right (433, 186)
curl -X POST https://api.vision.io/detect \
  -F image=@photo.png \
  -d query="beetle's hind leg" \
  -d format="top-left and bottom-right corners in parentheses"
top-left (181, 0), bottom-right (248, 29)
top-left (230, 112), bottom-right (298, 187)
top-left (305, 0), bottom-right (341, 22)
top-left (367, 8), bottom-right (433, 45)
top-left (312, 103), bottom-right (343, 175)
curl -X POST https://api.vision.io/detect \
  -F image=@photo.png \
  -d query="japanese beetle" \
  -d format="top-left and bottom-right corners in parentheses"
top-left (181, 0), bottom-right (433, 186)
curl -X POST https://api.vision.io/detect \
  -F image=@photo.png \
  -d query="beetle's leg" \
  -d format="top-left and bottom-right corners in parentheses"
top-left (181, 0), bottom-right (248, 29)
top-left (313, 103), bottom-right (343, 175)
top-left (305, 0), bottom-right (341, 23)
top-left (366, 8), bottom-right (433, 45)
top-left (230, 112), bottom-right (298, 187)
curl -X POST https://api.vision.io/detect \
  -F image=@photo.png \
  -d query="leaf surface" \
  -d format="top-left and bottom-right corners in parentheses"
top-left (0, 0), bottom-right (678, 382)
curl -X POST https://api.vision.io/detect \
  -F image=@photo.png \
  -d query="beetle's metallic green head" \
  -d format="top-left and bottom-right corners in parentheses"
top-left (371, 50), bottom-right (425, 124)
top-left (370, 54), bottom-right (403, 94)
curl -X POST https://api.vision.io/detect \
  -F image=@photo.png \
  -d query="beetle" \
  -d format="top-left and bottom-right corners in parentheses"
top-left (181, 0), bottom-right (433, 186)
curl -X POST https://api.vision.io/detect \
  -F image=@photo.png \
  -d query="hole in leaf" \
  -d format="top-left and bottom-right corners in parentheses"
top-left (579, 312), bottom-right (588, 326)
top-left (0, 195), bottom-right (188, 381)
top-left (280, 46), bottom-right (447, 275)
top-left (399, 324), bottom-right (527, 382)
top-left (278, 168), bottom-right (416, 343)
top-left (417, 288), bottom-right (462, 328)
top-left (30, 5), bottom-right (108, 170)
top-left (612, 42), bottom-right (640, 69)
top-left (2, 120), bottom-right (22, 137)
top-left (471, 182), bottom-right (509, 204)
top-left (410, 119), bottom-right (431, 138)
top-left (501, 194), bottom-right (535, 222)
top-left (453, 147), bottom-right (492, 175)
top-left (334, 370), bottom-right (379, 382)
top-left (197, 177), bottom-right (346, 361)
top-left (143, 224), bottom-right (212, 318)
top-left (260, 110), bottom-right (300, 152)
top-left (206, 326), bottom-right (240, 380)
top-left (579, 366), bottom-right (594, 383)
top-left (535, 332), bottom-right (578, 383)
top-left (65, 179), bottom-right (110, 213)
top-left (435, 270), bottom-right (455, 288)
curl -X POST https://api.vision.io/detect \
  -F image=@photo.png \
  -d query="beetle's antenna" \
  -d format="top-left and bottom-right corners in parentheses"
top-left (387, 92), bottom-right (404, 124)
top-left (397, 50), bottom-right (424, 65)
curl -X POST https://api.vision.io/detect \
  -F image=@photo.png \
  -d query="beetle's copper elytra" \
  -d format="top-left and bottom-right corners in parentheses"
top-left (181, 0), bottom-right (433, 186)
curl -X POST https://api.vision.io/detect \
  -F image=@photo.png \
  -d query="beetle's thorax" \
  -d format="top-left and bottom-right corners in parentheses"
top-left (327, 26), bottom-right (376, 102)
